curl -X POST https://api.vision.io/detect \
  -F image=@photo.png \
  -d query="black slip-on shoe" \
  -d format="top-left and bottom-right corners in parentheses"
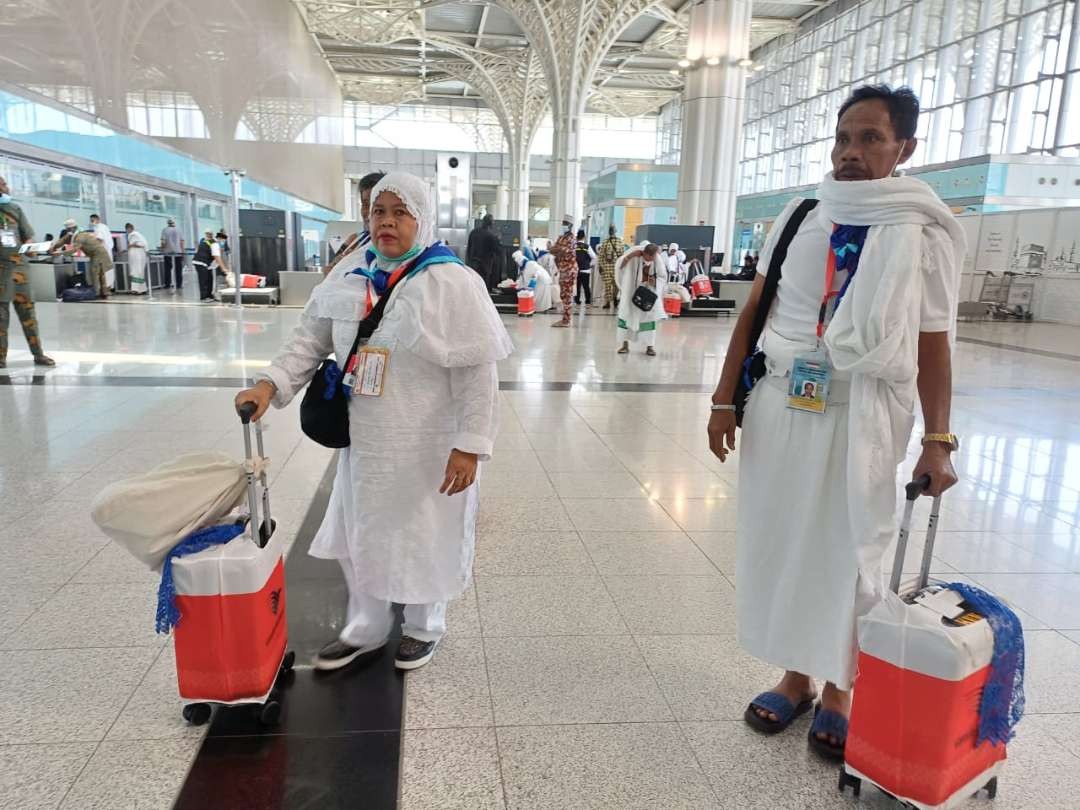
top-left (395, 636), bottom-right (439, 670)
top-left (314, 638), bottom-right (388, 671)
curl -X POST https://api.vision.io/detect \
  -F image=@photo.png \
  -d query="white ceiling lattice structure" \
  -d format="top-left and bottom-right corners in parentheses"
top-left (293, 0), bottom-right (821, 121)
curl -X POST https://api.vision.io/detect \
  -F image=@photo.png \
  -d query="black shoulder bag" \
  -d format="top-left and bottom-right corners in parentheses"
top-left (300, 271), bottom-right (408, 448)
top-left (632, 262), bottom-right (659, 312)
top-left (733, 198), bottom-right (818, 427)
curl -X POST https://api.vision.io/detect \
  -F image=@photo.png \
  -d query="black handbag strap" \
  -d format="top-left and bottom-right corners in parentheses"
top-left (747, 198), bottom-right (818, 349)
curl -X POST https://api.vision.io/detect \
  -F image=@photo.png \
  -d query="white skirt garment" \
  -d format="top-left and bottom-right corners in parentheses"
top-left (736, 373), bottom-right (867, 689)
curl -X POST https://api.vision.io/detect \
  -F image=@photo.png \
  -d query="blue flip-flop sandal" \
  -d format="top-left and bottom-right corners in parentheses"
top-left (807, 703), bottom-right (848, 760)
top-left (744, 691), bottom-right (815, 735)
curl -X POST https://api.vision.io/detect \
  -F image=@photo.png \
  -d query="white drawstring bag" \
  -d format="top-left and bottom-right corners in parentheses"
top-left (91, 452), bottom-right (263, 571)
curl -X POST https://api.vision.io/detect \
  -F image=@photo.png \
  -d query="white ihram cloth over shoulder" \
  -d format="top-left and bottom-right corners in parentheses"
top-left (614, 243), bottom-right (668, 334)
top-left (736, 173), bottom-right (964, 688)
top-left (256, 171), bottom-right (513, 604)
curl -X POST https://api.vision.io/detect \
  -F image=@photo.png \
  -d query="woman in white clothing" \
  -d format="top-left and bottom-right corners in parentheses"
top-left (235, 172), bottom-right (513, 672)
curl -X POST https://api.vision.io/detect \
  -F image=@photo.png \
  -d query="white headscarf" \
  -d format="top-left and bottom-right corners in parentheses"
top-left (369, 172), bottom-right (436, 249)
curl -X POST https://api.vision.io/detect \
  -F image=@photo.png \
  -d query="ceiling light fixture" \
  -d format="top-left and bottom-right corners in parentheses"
top-left (754, 63), bottom-right (766, 71)
top-left (669, 69), bottom-right (680, 75)
top-left (677, 58), bottom-right (691, 68)
top-left (706, 57), bottom-right (721, 66)
top-left (738, 58), bottom-right (754, 68)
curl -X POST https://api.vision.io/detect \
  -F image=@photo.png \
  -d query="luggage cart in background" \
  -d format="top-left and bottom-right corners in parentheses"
top-left (977, 272), bottom-right (1036, 320)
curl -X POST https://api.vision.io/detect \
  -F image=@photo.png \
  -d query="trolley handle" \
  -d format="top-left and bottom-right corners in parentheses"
top-left (237, 401), bottom-right (258, 424)
top-left (904, 474), bottom-right (932, 501)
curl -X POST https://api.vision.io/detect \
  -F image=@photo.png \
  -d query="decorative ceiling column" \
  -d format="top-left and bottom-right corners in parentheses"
top-left (431, 44), bottom-right (547, 237)
top-left (676, 0), bottom-right (751, 267)
top-left (492, 0), bottom-right (663, 237)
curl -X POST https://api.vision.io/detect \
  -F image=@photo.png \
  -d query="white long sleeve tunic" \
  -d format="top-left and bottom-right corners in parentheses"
top-left (257, 262), bottom-right (513, 603)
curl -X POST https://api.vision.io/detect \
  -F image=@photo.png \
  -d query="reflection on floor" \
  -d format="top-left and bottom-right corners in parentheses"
top-left (0, 301), bottom-right (1078, 809)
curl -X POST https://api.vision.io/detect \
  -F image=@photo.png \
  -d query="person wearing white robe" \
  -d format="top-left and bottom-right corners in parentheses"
top-left (124, 223), bottom-right (148, 294)
top-left (513, 249), bottom-right (554, 312)
top-left (615, 242), bottom-right (667, 356)
top-left (538, 251), bottom-right (559, 310)
top-left (706, 85), bottom-right (963, 760)
top-left (236, 172), bottom-right (513, 672)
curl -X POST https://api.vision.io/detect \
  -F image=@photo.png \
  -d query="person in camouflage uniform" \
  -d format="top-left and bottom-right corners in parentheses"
top-left (596, 225), bottom-right (627, 311)
top-left (67, 230), bottom-right (113, 299)
top-left (0, 176), bottom-right (54, 369)
top-left (550, 215), bottom-right (578, 328)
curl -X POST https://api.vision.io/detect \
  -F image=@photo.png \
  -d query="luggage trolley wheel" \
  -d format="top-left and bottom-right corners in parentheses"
top-left (276, 650), bottom-right (297, 688)
top-left (259, 698), bottom-right (282, 726)
top-left (981, 777), bottom-right (998, 800)
top-left (182, 702), bottom-right (212, 727)
top-left (837, 769), bottom-right (861, 797)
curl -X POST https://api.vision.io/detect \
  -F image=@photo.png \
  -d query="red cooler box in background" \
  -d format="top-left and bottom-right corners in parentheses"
top-left (663, 292), bottom-right (682, 317)
top-left (517, 289), bottom-right (535, 316)
top-left (841, 477), bottom-right (1005, 808)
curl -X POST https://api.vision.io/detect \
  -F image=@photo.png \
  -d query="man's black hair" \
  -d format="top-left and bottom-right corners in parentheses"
top-left (837, 85), bottom-right (920, 140)
top-left (482, 213), bottom-right (494, 226)
top-left (358, 171), bottom-right (386, 192)
top-left (576, 228), bottom-right (585, 239)
top-left (608, 225), bottom-right (616, 237)
top-left (125, 222), bottom-right (134, 230)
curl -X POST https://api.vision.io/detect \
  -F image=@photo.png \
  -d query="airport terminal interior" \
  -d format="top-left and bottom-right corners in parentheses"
top-left (1, 0), bottom-right (1079, 808)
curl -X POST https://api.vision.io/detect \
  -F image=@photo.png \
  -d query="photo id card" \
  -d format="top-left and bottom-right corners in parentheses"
top-left (0, 229), bottom-right (17, 249)
top-left (356, 346), bottom-right (390, 397)
top-left (787, 352), bottom-right (832, 414)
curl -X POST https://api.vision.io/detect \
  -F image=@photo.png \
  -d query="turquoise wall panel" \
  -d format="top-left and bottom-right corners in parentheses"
top-left (0, 89), bottom-right (339, 220)
top-left (614, 169), bottom-right (678, 201)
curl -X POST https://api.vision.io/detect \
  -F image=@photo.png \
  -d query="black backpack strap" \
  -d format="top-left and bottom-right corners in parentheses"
top-left (747, 198), bottom-right (818, 348)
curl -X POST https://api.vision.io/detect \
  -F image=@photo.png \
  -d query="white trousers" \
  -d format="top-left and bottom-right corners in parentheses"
top-left (617, 325), bottom-right (657, 348)
top-left (338, 559), bottom-right (447, 646)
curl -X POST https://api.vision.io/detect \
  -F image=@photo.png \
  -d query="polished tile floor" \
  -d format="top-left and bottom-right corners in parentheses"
top-left (1, 300), bottom-right (1078, 809)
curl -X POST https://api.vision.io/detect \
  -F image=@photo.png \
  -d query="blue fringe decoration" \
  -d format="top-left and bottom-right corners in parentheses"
top-left (322, 361), bottom-right (343, 400)
top-left (945, 582), bottom-right (1026, 746)
top-left (829, 224), bottom-right (870, 308)
top-left (155, 523), bottom-right (246, 635)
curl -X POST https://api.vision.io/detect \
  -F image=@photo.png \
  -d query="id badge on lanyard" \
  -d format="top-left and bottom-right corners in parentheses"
top-left (341, 260), bottom-right (412, 397)
top-left (342, 346), bottom-right (390, 396)
top-left (0, 229), bottom-right (17, 249)
top-left (787, 228), bottom-right (849, 415)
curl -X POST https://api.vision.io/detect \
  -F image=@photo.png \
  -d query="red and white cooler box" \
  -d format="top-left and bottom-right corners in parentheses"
top-left (845, 588), bottom-right (1005, 808)
top-left (842, 478), bottom-right (1006, 808)
top-left (171, 525), bottom-right (288, 705)
top-left (517, 289), bottom-right (535, 316)
top-left (663, 292), bottom-right (682, 317)
top-left (689, 267), bottom-right (712, 298)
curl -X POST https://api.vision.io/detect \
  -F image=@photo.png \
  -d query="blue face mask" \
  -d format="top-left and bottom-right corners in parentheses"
top-left (0, 194), bottom-right (11, 204)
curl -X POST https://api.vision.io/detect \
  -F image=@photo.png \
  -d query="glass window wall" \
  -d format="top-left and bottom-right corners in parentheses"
top-left (740, 0), bottom-right (1080, 195)
top-left (196, 197), bottom-right (228, 238)
top-left (105, 178), bottom-right (191, 247)
top-left (0, 156), bottom-right (100, 239)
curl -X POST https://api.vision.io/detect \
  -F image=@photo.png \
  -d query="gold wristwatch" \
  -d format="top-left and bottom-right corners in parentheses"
top-left (922, 433), bottom-right (960, 452)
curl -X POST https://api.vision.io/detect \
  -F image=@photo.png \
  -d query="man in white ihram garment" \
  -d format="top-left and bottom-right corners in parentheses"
top-left (615, 242), bottom-right (667, 356)
top-left (707, 85), bottom-right (963, 760)
top-left (235, 172), bottom-right (513, 672)
top-left (124, 223), bottom-right (149, 294)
